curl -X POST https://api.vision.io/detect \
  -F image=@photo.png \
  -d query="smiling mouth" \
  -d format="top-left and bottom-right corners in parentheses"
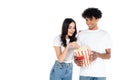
top-left (70, 32), bottom-right (74, 35)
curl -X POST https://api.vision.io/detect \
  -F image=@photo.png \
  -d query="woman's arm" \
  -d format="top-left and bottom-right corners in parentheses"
top-left (54, 42), bottom-right (79, 63)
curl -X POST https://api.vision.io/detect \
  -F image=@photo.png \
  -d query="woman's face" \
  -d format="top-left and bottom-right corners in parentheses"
top-left (67, 22), bottom-right (76, 37)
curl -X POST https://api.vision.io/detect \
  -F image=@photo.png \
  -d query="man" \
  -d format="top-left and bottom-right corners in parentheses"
top-left (75, 7), bottom-right (112, 80)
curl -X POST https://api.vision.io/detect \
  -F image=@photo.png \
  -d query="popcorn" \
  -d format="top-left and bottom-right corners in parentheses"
top-left (74, 46), bottom-right (91, 67)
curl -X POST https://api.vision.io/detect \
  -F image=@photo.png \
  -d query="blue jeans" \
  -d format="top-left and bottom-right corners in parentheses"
top-left (50, 60), bottom-right (73, 80)
top-left (79, 76), bottom-right (106, 80)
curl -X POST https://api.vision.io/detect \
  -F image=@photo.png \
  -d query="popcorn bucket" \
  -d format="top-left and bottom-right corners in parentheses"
top-left (74, 46), bottom-right (91, 67)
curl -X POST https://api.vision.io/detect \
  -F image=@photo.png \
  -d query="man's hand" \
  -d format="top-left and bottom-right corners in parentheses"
top-left (89, 51), bottom-right (98, 62)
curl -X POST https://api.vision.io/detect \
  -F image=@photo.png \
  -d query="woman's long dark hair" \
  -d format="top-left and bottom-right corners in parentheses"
top-left (61, 18), bottom-right (77, 47)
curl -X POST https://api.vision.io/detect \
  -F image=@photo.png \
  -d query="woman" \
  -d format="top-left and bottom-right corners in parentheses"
top-left (50, 18), bottom-right (79, 80)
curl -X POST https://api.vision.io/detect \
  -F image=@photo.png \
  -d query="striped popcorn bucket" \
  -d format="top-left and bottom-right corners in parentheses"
top-left (74, 46), bottom-right (91, 67)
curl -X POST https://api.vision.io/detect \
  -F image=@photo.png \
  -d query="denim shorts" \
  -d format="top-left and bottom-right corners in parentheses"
top-left (50, 60), bottom-right (73, 80)
top-left (80, 76), bottom-right (106, 80)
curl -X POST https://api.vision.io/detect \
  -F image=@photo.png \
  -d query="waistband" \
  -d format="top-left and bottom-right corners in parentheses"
top-left (54, 60), bottom-right (73, 68)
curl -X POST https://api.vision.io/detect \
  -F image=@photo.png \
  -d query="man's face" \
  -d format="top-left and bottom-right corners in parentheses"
top-left (85, 17), bottom-right (99, 30)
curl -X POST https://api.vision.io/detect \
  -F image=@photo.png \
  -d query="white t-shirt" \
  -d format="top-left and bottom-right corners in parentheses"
top-left (77, 29), bottom-right (112, 77)
top-left (53, 35), bottom-right (74, 63)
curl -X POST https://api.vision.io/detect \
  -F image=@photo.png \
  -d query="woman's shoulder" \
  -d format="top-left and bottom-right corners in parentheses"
top-left (53, 35), bottom-right (61, 42)
top-left (54, 35), bottom-right (61, 39)
top-left (53, 35), bottom-right (61, 46)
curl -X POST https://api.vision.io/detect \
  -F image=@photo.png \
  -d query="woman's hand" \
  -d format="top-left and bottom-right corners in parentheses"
top-left (69, 42), bottom-right (80, 49)
top-left (74, 56), bottom-right (84, 67)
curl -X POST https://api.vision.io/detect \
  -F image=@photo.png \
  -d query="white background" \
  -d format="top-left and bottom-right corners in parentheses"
top-left (0, 0), bottom-right (119, 80)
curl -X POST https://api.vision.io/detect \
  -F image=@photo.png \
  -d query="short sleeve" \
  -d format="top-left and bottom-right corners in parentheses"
top-left (103, 33), bottom-right (112, 49)
top-left (53, 35), bottom-right (61, 46)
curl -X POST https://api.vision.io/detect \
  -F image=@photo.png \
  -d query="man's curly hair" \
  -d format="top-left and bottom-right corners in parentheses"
top-left (82, 7), bottom-right (102, 19)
